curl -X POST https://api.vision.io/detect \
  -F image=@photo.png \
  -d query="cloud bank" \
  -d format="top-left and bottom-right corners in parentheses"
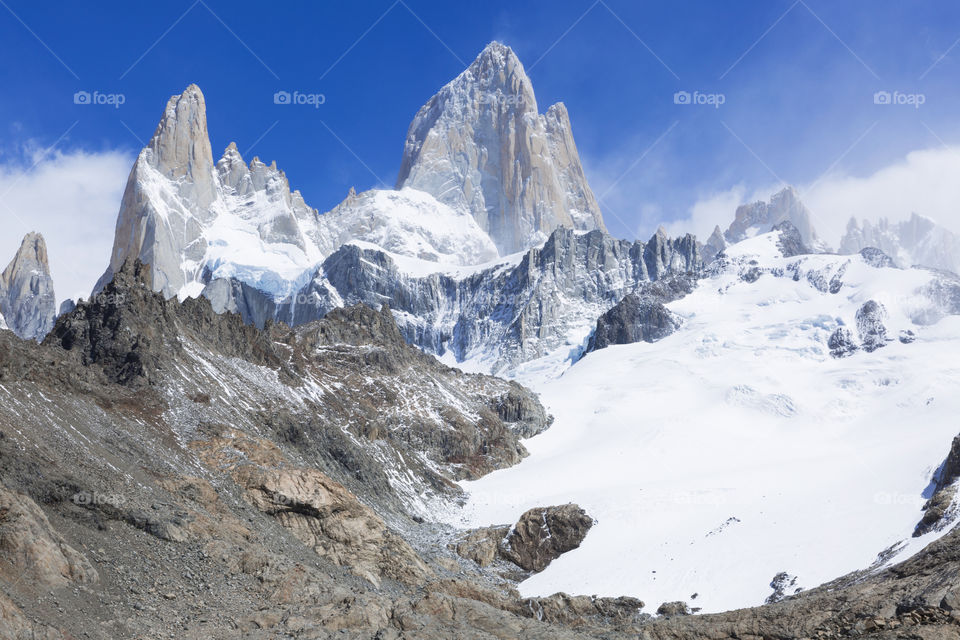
top-left (0, 147), bottom-right (133, 305)
top-left (664, 146), bottom-right (960, 248)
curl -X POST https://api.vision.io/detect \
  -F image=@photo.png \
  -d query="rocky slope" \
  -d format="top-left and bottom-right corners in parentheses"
top-left (1, 260), bottom-right (658, 639)
top-left (396, 42), bottom-right (606, 255)
top-left (0, 231), bottom-right (57, 340)
top-left (841, 212), bottom-right (960, 275)
top-left (2, 253), bottom-right (960, 638)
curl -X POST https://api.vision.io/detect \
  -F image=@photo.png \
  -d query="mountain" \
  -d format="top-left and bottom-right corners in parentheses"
top-left (840, 213), bottom-right (960, 275)
top-left (3, 230), bottom-right (960, 638)
top-left (395, 42), bottom-right (607, 255)
top-left (96, 51), bottom-right (697, 376)
top-left (458, 225), bottom-right (960, 614)
top-left (96, 85), bottom-right (496, 303)
top-left (0, 232), bottom-right (57, 340)
top-left (0, 261), bottom-right (653, 639)
top-left (724, 187), bottom-right (824, 250)
top-left (701, 225), bottom-right (727, 262)
top-left (205, 226), bottom-right (700, 375)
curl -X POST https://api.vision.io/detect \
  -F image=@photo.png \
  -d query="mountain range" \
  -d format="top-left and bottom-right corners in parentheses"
top-left (2, 41), bottom-right (960, 639)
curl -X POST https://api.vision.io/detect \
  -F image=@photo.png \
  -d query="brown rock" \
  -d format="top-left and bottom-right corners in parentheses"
top-left (500, 504), bottom-right (594, 572)
top-left (0, 486), bottom-right (98, 588)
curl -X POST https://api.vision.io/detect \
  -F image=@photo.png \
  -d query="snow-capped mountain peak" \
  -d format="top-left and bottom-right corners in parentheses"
top-left (840, 212), bottom-right (960, 275)
top-left (396, 41), bottom-right (606, 255)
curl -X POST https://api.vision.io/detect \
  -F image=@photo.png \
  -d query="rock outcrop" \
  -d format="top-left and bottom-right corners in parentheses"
top-left (855, 300), bottom-right (890, 352)
top-left (0, 486), bottom-right (98, 588)
top-left (501, 504), bottom-right (594, 572)
top-left (827, 326), bottom-right (858, 358)
top-left (773, 220), bottom-right (810, 257)
top-left (455, 504), bottom-right (594, 574)
top-left (915, 434), bottom-right (960, 536)
top-left (724, 187), bottom-right (824, 251)
top-left (583, 275), bottom-right (693, 355)
top-left (396, 42), bottom-right (606, 254)
top-left (0, 232), bottom-right (57, 340)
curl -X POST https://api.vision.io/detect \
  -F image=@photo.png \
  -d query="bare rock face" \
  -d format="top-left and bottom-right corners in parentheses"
top-left (99, 84), bottom-right (216, 297)
top-left (584, 292), bottom-right (683, 355)
top-left (725, 187), bottom-right (824, 251)
top-left (235, 464), bottom-right (433, 587)
top-left (396, 42), bottom-right (606, 254)
top-left (0, 232), bottom-right (57, 340)
top-left (453, 504), bottom-right (594, 573)
top-left (501, 504), bottom-right (594, 573)
top-left (915, 434), bottom-right (960, 536)
top-left (454, 525), bottom-right (510, 568)
top-left (0, 486), bottom-right (98, 588)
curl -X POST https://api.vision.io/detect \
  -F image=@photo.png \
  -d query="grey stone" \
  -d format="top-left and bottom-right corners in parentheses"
top-left (0, 232), bottom-right (57, 340)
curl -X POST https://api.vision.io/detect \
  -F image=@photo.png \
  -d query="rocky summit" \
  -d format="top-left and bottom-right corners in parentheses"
top-left (396, 42), bottom-right (606, 254)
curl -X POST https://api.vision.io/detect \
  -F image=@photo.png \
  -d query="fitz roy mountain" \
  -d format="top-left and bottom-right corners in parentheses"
top-left (5, 41), bottom-right (960, 640)
top-left (96, 43), bottom-right (697, 374)
top-left (395, 41), bottom-right (607, 254)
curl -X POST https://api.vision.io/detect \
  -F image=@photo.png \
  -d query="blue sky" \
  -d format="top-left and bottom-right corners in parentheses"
top-left (2, 0), bottom-right (960, 299)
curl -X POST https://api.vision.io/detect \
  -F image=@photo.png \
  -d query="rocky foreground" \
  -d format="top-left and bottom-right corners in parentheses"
top-left (0, 261), bottom-right (958, 639)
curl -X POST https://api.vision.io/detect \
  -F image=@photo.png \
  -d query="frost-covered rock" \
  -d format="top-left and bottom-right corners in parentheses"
top-left (840, 213), bottom-right (960, 275)
top-left (208, 226), bottom-right (701, 374)
top-left (858, 247), bottom-right (897, 269)
top-left (827, 327), bottom-right (858, 358)
top-left (396, 42), bottom-right (606, 254)
top-left (725, 187), bottom-right (824, 251)
top-left (855, 300), bottom-right (889, 352)
top-left (0, 232), bottom-right (57, 340)
top-left (773, 220), bottom-right (809, 258)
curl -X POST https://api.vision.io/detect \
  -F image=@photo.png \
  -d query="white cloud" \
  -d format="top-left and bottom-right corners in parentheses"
top-left (669, 146), bottom-right (960, 247)
top-left (801, 146), bottom-right (960, 243)
top-left (0, 147), bottom-right (133, 306)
